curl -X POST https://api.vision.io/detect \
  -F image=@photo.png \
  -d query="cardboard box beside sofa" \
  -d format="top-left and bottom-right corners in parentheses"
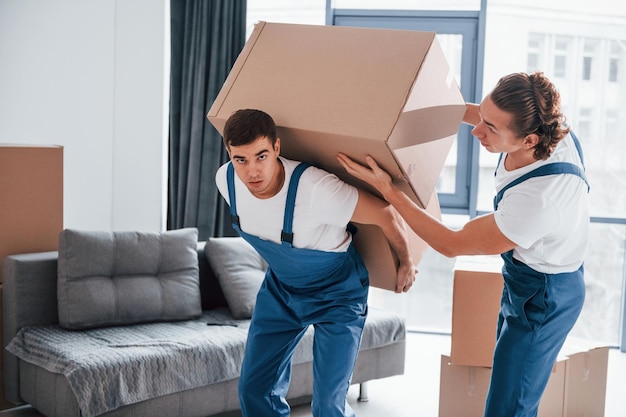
top-left (0, 145), bottom-right (63, 410)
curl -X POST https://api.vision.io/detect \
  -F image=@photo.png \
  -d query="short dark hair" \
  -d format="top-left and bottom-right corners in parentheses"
top-left (222, 109), bottom-right (277, 149)
top-left (490, 71), bottom-right (570, 160)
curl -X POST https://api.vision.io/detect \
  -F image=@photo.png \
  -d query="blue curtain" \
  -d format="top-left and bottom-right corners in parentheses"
top-left (168, 0), bottom-right (246, 240)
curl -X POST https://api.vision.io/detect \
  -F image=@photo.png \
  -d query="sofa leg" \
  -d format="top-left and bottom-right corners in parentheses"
top-left (358, 382), bottom-right (369, 402)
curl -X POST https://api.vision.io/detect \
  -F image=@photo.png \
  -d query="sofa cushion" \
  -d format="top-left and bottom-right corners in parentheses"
top-left (57, 228), bottom-right (201, 330)
top-left (204, 237), bottom-right (266, 319)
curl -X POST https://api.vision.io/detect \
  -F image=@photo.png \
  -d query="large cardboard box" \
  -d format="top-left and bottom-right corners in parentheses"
top-left (439, 338), bottom-right (610, 417)
top-left (450, 255), bottom-right (504, 367)
top-left (207, 22), bottom-right (465, 290)
top-left (0, 145), bottom-right (63, 283)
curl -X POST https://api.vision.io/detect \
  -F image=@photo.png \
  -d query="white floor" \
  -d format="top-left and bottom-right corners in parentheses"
top-left (2, 332), bottom-right (625, 417)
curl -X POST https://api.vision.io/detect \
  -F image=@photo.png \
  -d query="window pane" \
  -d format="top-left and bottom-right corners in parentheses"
top-left (577, 107), bottom-right (592, 140)
top-left (609, 40), bottom-right (622, 83)
top-left (554, 55), bottom-right (567, 77)
top-left (527, 53), bottom-right (539, 72)
top-left (582, 56), bottom-right (592, 80)
top-left (609, 58), bottom-right (619, 82)
top-left (553, 36), bottom-right (572, 78)
top-left (570, 223), bottom-right (626, 346)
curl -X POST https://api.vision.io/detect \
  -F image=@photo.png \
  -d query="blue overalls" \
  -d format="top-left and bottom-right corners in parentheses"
top-left (226, 162), bottom-right (369, 417)
top-left (485, 133), bottom-right (589, 417)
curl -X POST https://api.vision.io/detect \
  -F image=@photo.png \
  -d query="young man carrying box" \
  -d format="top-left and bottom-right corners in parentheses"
top-left (215, 109), bottom-right (415, 417)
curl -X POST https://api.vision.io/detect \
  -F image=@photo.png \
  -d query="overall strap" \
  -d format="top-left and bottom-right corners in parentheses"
top-left (226, 163), bottom-right (240, 227)
top-left (493, 162), bottom-right (589, 209)
top-left (493, 131), bottom-right (589, 210)
top-left (281, 162), bottom-right (310, 246)
top-left (569, 130), bottom-right (586, 167)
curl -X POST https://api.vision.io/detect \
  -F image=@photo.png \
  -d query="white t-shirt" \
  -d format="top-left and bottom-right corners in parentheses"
top-left (493, 133), bottom-right (589, 274)
top-left (215, 157), bottom-right (359, 252)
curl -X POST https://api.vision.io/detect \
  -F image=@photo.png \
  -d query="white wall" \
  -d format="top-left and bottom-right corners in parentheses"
top-left (0, 0), bottom-right (169, 232)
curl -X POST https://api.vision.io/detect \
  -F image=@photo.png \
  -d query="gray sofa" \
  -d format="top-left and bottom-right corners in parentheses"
top-left (3, 228), bottom-right (406, 417)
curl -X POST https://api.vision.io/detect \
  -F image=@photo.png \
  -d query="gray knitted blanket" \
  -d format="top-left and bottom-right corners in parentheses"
top-left (6, 307), bottom-right (403, 417)
top-left (6, 309), bottom-right (258, 417)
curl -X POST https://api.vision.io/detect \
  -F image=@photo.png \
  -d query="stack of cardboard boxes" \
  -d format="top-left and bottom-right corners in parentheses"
top-left (440, 255), bottom-right (610, 417)
top-left (0, 145), bottom-right (63, 409)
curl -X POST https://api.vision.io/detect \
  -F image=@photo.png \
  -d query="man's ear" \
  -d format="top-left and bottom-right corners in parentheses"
top-left (524, 133), bottom-right (540, 149)
top-left (275, 137), bottom-right (281, 156)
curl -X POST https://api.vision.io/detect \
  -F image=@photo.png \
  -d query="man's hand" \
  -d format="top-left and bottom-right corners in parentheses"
top-left (395, 260), bottom-right (418, 293)
top-left (337, 153), bottom-right (394, 199)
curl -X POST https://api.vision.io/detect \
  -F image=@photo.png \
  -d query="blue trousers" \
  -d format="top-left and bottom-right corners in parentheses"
top-left (238, 272), bottom-right (367, 417)
top-left (484, 261), bottom-right (585, 417)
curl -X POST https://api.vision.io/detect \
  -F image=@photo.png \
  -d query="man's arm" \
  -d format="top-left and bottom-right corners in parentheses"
top-left (350, 189), bottom-right (416, 293)
top-left (337, 153), bottom-right (517, 257)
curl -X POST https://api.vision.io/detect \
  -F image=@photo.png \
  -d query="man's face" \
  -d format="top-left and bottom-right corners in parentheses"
top-left (228, 136), bottom-right (283, 199)
top-left (471, 95), bottom-right (524, 154)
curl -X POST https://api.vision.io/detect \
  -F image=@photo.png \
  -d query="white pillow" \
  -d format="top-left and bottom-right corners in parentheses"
top-left (204, 237), bottom-right (267, 319)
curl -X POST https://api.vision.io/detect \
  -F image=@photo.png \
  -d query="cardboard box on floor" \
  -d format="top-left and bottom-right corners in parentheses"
top-left (559, 337), bottom-right (610, 417)
top-left (450, 255), bottom-right (504, 367)
top-left (438, 353), bottom-right (566, 417)
top-left (439, 339), bottom-right (609, 417)
top-left (207, 22), bottom-right (466, 290)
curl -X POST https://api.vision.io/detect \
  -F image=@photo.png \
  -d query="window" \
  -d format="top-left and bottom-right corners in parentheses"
top-left (553, 37), bottom-right (570, 77)
top-left (578, 107), bottom-right (592, 140)
top-left (527, 33), bottom-right (544, 73)
top-left (609, 58), bottom-right (619, 82)
top-left (582, 39), bottom-right (599, 81)
top-left (609, 40), bottom-right (622, 82)
top-left (582, 56), bottom-right (592, 80)
top-left (554, 55), bottom-right (567, 77)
